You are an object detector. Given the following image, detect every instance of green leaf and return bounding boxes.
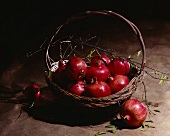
[154,109,161,113]
[94,131,106,136]
[145,124,155,128]
[154,69,157,75]
[144,120,154,123]
[128,55,131,58]
[159,74,167,85]
[159,80,163,85]
[48,71,52,79]
[137,50,142,58]
[105,125,116,128]
[106,129,116,134]
[87,49,96,58]
[127,55,134,59]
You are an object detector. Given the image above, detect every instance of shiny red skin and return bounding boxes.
[107,75,129,93]
[66,57,87,81]
[90,54,111,66]
[52,60,72,89]
[108,58,130,76]
[68,81,85,96]
[120,99,147,127]
[85,65,110,82]
[85,81,111,98]
[23,84,41,101]
[52,60,68,87]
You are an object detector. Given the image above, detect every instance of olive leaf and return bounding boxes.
[154,69,157,74]
[128,55,131,58]
[105,125,116,128]
[127,55,134,60]
[144,120,154,123]
[154,109,161,113]
[48,71,53,79]
[145,124,155,128]
[94,131,106,136]
[87,49,96,58]
[137,50,142,58]
[159,74,168,85]
[106,129,116,134]
[128,50,141,59]
[94,124,117,136]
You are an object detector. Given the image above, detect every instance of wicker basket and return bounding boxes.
[45,10,146,123]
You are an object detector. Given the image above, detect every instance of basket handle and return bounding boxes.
[46,10,146,71]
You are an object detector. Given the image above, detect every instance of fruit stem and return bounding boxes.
[91,77,98,84]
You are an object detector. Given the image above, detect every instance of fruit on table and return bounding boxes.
[120,99,147,127]
[23,83,41,102]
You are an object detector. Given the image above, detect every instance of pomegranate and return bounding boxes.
[23,83,41,102]
[120,99,147,127]
[85,81,111,98]
[107,75,129,93]
[108,58,130,76]
[52,60,69,88]
[85,64,110,82]
[90,53,111,66]
[66,57,87,81]
[68,81,85,96]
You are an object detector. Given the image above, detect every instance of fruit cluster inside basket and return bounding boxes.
[45,10,146,118]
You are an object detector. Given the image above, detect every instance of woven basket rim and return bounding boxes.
[45,10,146,71]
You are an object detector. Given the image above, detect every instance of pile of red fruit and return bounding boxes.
[51,53,131,98]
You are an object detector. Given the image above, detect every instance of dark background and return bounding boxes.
[0,0,169,71]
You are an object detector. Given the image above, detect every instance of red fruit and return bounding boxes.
[68,81,85,96]
[85,81,111,98]
[66,57,88,81]
[51,60,71,89]
[120,99,147,127]
[52,60,69,87]
[90,53,110,66]
[23,84,41,101]
[108,58,130,76]
[107,75,129,93]
[85,64,110,82]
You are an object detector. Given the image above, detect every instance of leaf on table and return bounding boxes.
[106,129,116,134]
[94,131,106,136]
[154,109,161,113]
[144,120,154,123]
[105,125,116,128]
[159,74,167,85]
[145,124,155,128]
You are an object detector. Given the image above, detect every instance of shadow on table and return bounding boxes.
[110,118,141,130]
[0,86,139,129]
[22,87,123,126]
[22,102,121,126]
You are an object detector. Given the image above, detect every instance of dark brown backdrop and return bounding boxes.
[0,0,169,72]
